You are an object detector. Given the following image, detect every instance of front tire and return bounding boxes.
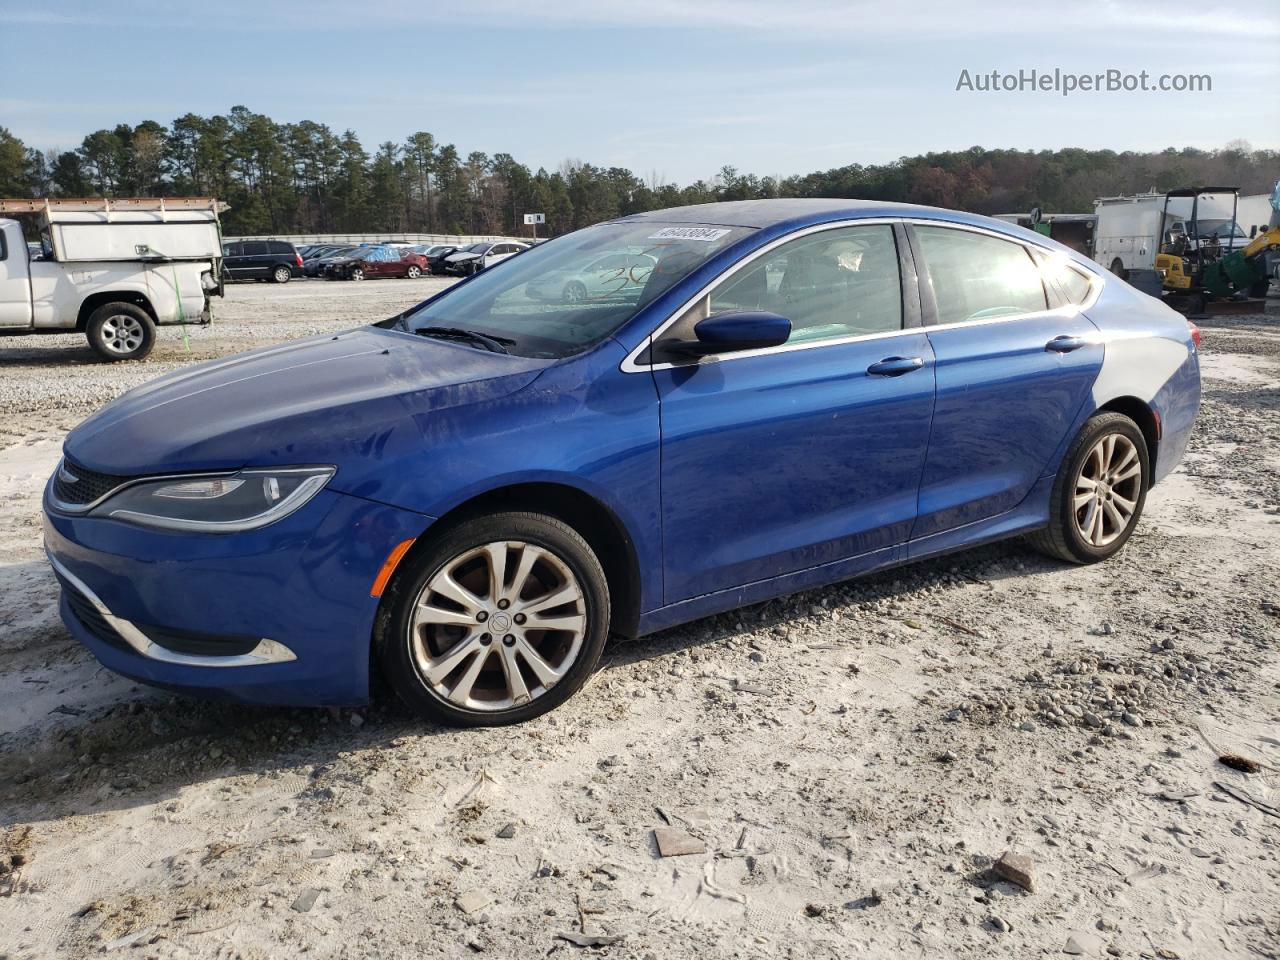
[1029,412,1149,564]
[271,265,292,284]
[349,266,364,281]
[85,302,156,362]
[378,512,611,727]
[406,265,422,279]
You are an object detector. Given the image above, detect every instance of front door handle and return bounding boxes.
[867,356,924,377]
[1045,335,1087,353]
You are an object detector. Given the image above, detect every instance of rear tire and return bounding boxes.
[1028,412,1149,564]
[377,512,611,727]
[85,302,156,362]
[271,265,292,284]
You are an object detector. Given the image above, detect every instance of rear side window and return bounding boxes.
[268,241,294,254]
[242,241,269,255]
[1041,257,1095,305]
[915,226,1047,325]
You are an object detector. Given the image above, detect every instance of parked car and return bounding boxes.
[442,241,529,276]
[425,245,461,275]
[43,200,1201,727]
[221,239,303,283]
[303,245,360,278]
[326,245,431,281]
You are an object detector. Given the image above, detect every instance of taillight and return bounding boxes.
[295,253,304,268]
[1188,320,1201,348]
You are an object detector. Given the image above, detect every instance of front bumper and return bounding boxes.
[44,486,431,706]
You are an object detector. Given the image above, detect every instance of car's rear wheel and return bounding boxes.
[1029,411,1149,564]
[379,512,610,726]
[406,265,422,279]
[271,265,292,284]
[562,280,588,303]
[86,302,156,362]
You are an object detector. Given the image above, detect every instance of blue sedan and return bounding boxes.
[43,200,1201,726]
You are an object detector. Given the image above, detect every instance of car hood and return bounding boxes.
[64,327,551,485]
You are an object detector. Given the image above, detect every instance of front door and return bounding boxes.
[0,230,33,328]
[651,222,936,604]
[907,223,1104,541]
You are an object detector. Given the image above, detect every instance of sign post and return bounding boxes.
[523,212,545,242]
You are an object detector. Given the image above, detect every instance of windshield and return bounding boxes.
[461,243,492,254]
[1191,219,1246,239]
[399,220,753,358]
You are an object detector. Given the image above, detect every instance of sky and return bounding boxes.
[1,0,1277,184]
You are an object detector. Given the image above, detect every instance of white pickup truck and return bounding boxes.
[0,197,225,361]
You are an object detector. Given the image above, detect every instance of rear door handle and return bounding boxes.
[867,356,924,377]
[1045,335,1087,353]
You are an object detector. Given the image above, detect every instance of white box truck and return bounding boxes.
[0,197,225,361]
[1093,189,1247,279]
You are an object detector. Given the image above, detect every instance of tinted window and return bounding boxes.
[268,241,294,254]
[916,226,1046,325]
[705,224,903,345]
[222,242,243,257]
[242,241,269,256]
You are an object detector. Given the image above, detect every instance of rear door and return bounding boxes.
[906,222,1103,543]
[651,222,936,603]
[0,228,33,328]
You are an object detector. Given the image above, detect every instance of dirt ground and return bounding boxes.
[0,278,1277,960]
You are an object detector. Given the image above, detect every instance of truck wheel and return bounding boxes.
[1109,258,1128,281]
[1249,278,1270,298]
[86,303,156,362]
[271,265,292,284]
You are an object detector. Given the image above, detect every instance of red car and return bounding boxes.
[326,246,431,280]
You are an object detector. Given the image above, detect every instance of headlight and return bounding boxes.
[95,466,334,533]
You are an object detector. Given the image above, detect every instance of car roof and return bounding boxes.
[615,198,1098,270]
[616,198,1012,232]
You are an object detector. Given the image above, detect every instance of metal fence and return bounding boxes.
[221,232,536,246]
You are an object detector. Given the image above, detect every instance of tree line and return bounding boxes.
[0,107,1275,238]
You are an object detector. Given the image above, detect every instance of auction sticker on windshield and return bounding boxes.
[647,226,732,242]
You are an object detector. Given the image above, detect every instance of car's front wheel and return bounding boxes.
[349,267,364,281]
[378,512,610,726]
[406,265,422,279]
[1029,411,1149,564]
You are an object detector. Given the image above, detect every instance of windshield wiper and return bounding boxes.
[414,325,514,354]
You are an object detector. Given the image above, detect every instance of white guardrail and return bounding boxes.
[222,233,538,246]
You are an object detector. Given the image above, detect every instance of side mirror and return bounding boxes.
[667,311,791,357]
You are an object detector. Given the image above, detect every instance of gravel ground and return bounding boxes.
[0,280,1277,960]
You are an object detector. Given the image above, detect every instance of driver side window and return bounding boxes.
[657,224,903,361]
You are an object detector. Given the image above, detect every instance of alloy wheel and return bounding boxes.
[408,541,587,711]
[99,314,146,355]
[1073,433,1141,547]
